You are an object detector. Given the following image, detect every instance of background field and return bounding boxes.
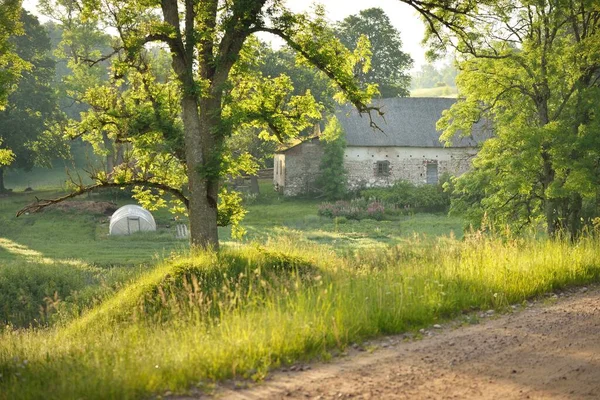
[0,175,464,266]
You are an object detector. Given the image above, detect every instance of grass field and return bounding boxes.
[0,183,464,266]
[410,86,458,98]
[1,171,600,399]
[2,236,600,399]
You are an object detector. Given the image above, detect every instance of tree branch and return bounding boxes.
[17,180,189,217]
[254,26,384,130]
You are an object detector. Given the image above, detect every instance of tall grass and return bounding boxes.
[1,235,600,399]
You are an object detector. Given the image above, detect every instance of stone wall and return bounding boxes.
[274,138,324,196]
[344,146,476,190]
[275,142,477,196]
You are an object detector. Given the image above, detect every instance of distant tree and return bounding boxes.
[0,0,27,110]
[0,10,60,192]
[316,116,347,200]
[43,19,112,120]
[411,64,442,89]
[411,63,457,89]
[440,64,457,87]
[336,7,413,98]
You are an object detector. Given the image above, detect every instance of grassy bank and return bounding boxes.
[1,235,600,399]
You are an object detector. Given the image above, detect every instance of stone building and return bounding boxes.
[273,97,490,196]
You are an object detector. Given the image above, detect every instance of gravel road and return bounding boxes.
[199,286,600,400]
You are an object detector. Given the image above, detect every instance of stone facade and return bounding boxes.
[273,98,490,196]
[274,137,324,196]
[274,141,476,195]
[343,146,477,190]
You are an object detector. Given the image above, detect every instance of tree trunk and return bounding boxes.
[568,193,583,242]
[541,150,559,238]
[115,144,125,166]
[181,94,219,249]
[0,167,5,193]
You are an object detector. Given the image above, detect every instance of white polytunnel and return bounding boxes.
[109,205,157,235]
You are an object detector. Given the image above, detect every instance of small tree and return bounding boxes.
[316,116,347,200]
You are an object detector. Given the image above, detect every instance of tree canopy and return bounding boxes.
[437,0,600,238]
[336,7,413,98]
[316,116,347,200]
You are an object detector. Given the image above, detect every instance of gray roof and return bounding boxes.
[336,97,491,148]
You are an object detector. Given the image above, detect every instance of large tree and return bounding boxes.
[26,0,380,248]
[336,7,413,98]
[0,10,60,192]
[436,0,600,239]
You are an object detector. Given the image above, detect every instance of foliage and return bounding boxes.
[0,139,14,166]
[2,236,600,398]
[335,8,413,98]
[361,178,451,212]
[318,199,386,221]
[0,10,62,190]
[437,0,600,239]
[259,44,338,114]
[315,116,347,200]
[0,0,27,109]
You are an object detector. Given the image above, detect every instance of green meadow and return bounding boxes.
[1,176,599,399]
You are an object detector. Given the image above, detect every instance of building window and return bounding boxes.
[426,162,438,184]
[376,160,390,176]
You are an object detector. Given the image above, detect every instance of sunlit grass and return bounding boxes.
[410,86,458,98]
[0,189,462,265]
[1,235,599,399]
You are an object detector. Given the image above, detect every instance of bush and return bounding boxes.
[361,177,451,212]
[0,262,94,327]
[315,116,347,200]
[318,199,387,221]
[334,216,348,224]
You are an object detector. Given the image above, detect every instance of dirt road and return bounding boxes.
[207,286,600,400]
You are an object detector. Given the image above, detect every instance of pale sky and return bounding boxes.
[23,0,429,70]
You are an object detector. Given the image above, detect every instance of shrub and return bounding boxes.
[361,177,451,212]
[366,201,385,220]
[334,216,348,224]
[315,116,347,200]
[0,262,94,327]
[318,199,388,220]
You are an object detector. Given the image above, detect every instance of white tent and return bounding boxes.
[109,205,156,235]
